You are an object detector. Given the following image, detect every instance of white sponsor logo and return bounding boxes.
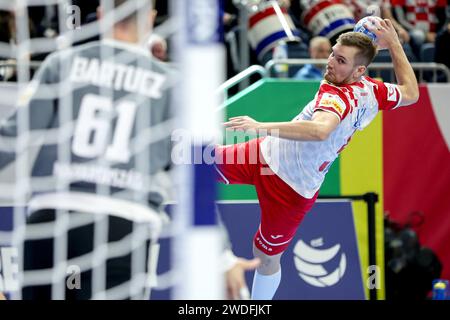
[270,235,283,240]
[386,84,397,102]
[293,238,347,287]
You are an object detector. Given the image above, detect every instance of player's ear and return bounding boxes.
[354,65,366,78]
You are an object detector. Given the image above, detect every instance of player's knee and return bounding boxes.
[253,245,282,275]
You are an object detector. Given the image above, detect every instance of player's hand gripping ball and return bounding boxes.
[353,16,383,44]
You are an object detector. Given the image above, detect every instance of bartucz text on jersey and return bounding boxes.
[69,56,166,98]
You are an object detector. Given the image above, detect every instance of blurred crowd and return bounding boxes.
[0,1,169,80]
[0,0,449,82]
[221,0,450,81]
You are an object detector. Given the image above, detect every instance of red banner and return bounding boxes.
[383,85,450,281]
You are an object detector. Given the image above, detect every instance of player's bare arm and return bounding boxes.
[366,18,419,106]
[223,110,339,141]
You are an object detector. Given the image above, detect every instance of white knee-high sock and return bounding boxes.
[251,269,281,300]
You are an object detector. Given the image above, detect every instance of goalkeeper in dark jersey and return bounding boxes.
[0,0,173,299]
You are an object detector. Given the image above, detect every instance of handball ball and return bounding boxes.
[353,16,383,43]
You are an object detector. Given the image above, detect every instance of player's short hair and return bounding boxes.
[336,32,377,67]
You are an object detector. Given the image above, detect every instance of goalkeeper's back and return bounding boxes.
[0,0,171,300]
[1,39,174,210]
[9,39,174,300]
[39,39,170,203]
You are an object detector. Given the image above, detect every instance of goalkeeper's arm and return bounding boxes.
[0,54,58,170]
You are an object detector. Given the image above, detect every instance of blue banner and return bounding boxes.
[186,0,224,44]
[218,201,366,300]
[151,200,365,300]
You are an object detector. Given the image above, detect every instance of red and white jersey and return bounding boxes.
[391,0,446,33]
[260,76,402,198]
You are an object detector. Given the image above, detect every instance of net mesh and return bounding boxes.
[0,0,177,300]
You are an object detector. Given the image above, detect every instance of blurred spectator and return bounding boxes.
[0,10,15,45]
[224,0,278,91]
[72,0,100,25]
[294,36,331,80]
[223,0,240,80]
[384,214,443,300]
[0,10,37,81]
[253,0,305,64]
[284,0,313,44]
[223,0,238,32]
[153,0,169,27]
[28,5,55,38]
[299,0,355,45]
[342,1,410,44]
[0,9,37,43]
[0,10,15,81]
[434,21,450,70]
[391,0,446,58]
[380,1,411,44]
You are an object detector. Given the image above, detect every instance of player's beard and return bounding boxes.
[324,69,335,83]
[324,68,342,85]
[324,67,353,85]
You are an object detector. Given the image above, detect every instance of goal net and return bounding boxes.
[0,0,181,300]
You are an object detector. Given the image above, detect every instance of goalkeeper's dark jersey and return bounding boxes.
[0,40,174,300]
[0,39,174,209]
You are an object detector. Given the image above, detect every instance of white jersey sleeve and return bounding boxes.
[365,77,403,111]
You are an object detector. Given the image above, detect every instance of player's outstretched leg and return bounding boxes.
[250,245,282,300]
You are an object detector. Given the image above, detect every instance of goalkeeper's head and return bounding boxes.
[99,0,156,44]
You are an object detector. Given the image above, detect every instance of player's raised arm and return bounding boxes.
[365,18,419,106]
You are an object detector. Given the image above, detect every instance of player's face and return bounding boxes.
[324,44,363,85]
